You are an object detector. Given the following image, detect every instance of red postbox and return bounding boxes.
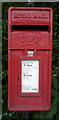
[8,7,53,111]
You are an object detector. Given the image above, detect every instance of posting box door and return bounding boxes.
[8,50,51,109]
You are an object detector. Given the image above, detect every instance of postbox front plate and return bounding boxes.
[8,7,53,111]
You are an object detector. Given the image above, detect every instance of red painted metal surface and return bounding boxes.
[8,7,53,111]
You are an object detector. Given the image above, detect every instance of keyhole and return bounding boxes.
[17,77,19,80]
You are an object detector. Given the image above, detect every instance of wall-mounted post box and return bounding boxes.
[8,7,53,111]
